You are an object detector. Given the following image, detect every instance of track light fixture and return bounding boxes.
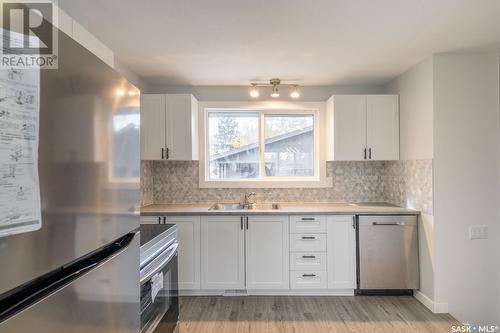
[249,84,259,98]
[249,79,301,99]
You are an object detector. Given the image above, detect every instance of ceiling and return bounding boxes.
[59,0,500,86]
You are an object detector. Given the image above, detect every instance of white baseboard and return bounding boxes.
[414,291,449,313]
[180,289,355,297]
[249,289,354,296]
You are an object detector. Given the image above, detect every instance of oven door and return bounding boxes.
[140,242,179,333]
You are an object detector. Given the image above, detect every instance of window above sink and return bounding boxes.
[199,101,331,189]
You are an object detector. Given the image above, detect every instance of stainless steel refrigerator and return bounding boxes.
[0,29,141,332]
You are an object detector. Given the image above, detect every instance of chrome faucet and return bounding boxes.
[242,192,256,208]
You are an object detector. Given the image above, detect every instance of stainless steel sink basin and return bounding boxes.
[209,203,280,211]
[209,203,245,211]
[247,203,280,210]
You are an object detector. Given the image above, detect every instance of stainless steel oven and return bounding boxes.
[140,224,179,333]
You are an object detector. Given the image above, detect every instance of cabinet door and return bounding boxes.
[327,216,356,289]
[246,216,289,290]
[165,94,198,160]
[366,95,399,160]
[166,216,201,290]
[201,216,245,289]
[140,94,166,160]
[333,95,367,161]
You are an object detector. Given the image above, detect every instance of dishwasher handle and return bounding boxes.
[372,222,404,226]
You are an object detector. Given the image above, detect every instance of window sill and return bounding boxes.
[199,177,333,189]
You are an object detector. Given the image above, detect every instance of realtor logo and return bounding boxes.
[0,0,58,69]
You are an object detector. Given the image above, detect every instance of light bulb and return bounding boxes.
[270,85,280,98]
[116,89,125,96]
[249,85,259,98]
[290,86,300,98]
[128,91,137,96]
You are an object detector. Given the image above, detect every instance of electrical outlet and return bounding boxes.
[469,225,488,240]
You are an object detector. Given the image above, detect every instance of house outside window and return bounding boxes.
[200,102,329,188]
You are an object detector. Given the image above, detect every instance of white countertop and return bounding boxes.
[140,202,419,216]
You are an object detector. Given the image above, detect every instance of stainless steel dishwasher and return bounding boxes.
[356,215,419,295]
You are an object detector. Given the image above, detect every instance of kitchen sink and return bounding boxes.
[209,203,280,211]
[209,203,245,210]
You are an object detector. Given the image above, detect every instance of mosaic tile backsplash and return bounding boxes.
[141,159,433,214]
[384,159,433,214]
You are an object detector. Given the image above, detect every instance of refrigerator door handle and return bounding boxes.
[0,232,137,323]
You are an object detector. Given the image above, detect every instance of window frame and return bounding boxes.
[199,101,331,188]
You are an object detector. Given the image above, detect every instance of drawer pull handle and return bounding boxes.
[302,274,316,277]
[302,255,316,259]
[301,236,316,240]
[301,218,316,221]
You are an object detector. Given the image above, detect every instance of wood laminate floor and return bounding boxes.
[179,296,459,333]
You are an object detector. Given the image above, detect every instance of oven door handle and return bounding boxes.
[140,243,178,284]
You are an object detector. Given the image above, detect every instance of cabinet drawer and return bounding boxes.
[290,215,326,233]
[290,270,327,289]
[289,234,326,252]
[290,252,327,271]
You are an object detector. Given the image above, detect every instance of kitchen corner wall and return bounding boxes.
[140,159,433,214]
[384,159,433,214]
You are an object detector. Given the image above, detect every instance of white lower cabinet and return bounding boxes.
[289,233,327,252]
[290,270,328,289]
[289,215,328,290]
[140,215,201,290]
[165,216,201,290]
[145,213,358,294]
[246,216,289,289]
[327,215,357,289]
[290,252,327,271]
[201,216,245,290]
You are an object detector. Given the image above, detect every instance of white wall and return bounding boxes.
[146,84,384,101]
[114,59,149,92]
[384,58,436,308]
[433,53,500,324]
[385,58,434,160]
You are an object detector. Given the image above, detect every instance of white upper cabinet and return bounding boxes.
[327,95,367,161]
[165,94,199,160]
[140,94,198,161]
[326,95,399,161]
[246,216,289,290]
[366,95,399,161]
[140,94,166,160]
